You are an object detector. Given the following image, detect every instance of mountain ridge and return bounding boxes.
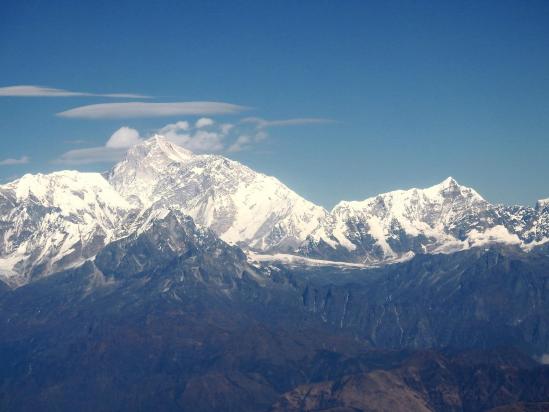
[0,135,547,286]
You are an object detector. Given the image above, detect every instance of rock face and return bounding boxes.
[296,247,549,356]
[271,349,549,412]
[0,135,548,286]
[93,207,256,290]
[0,210,342,412]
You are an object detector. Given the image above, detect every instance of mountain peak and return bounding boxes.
[111,134,194,179]
[107,136,195,208]
[424,176,485,202]
[439,176,459,188]
[425,176,461,193]
[130,134,194,163]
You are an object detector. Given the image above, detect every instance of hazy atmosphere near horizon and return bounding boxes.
[1,0,548,208]
[2,2,549,412]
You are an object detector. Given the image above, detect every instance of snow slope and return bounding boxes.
[302,177,549,263]
[0,171,133,286]
[108,135,328,251]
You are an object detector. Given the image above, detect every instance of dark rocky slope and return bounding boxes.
[292,245,549,356]
[1,213,549,411]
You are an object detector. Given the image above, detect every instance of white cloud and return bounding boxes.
[0,85,148,98]
[186,130,224,152]
[157,121,191,146]
[241,117,334,128]
[105,126,142,148]
[158,121,190,139]
[57,127,141,164]
[157,116,330,154]
[57,121,231,164]
[166,121,190,131]
[0,156,29,166]
[220,123,234,134]
[157,120,225,153]
[226,117,332,152]
[227,135,252,153]
[57,102,248,119]
[55,112,333,164]
[227,130,267,152]
[195,117,214,128]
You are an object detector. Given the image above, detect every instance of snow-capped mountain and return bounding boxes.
[108,135,328,251]
[304,177,487,260]
[301,178,549,263]
[0,171,134,286]
[0,135,547,286]
[0,136,328,286]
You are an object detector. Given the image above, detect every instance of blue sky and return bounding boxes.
[1,0,548,208]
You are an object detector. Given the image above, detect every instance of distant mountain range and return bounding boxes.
[1,135,547,287]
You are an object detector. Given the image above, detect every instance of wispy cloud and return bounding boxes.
[57,102,248,119]
[157,119,228,153]
[227,135,252,153]
[56,113,335,164]
[0,85,148,98]
[63,139,89,145]
[226,117,334,152]
[56,120,229,164]
[0,156,30,166]
[195,117,214,128]
[228,131,267,153]
[56,147,126,165]
[241,117,334,129]
[56,127,141,165]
